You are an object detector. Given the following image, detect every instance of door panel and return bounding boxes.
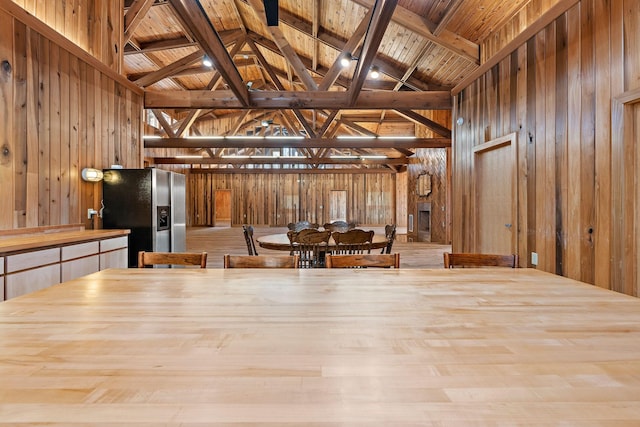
[474,134,517,254]
[329,190,347,222]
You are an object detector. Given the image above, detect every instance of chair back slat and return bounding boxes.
[138,251,207,268]
[287,229,331,268]
[443,252,519,268]
[326,253,400,268]
[224,254,299,268]
[323,220,355,232]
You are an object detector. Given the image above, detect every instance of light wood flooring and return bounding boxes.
[187,225,451,268]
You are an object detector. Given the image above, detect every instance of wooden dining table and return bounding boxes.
[257,232,389,251]
[1,267,640,424]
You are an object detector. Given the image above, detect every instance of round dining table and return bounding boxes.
[256,232,389,251]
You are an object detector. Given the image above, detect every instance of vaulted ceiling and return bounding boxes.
[123,0,531,171]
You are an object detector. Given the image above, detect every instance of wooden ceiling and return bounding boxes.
[124,0,531,170]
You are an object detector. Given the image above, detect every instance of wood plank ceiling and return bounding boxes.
[124,0,530,171]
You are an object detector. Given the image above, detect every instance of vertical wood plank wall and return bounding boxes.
[452,0,640,296]
[186,171,398,230]
[9,0,122,73]
[0,6,142,230]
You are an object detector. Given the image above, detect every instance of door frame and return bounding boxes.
[472,132,518,255]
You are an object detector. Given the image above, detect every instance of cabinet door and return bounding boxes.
[62,256,100,281]
[100,248,128,269]
[6,264,60,299]
[100,237,128,269]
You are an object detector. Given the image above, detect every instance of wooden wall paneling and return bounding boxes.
[554,14,569,276]
[516,44,530,267]
[38,37,50,226]
[579,0,596,284]
[60,48,71,224]
[69,54,80,225]
[396,169,407,229]
[0,10,14,229]
[107,75,116,167]
[542,22,557,273]
[624,0,640,91]
[13,19,27,228]
[49,42,61,225]
[593,0,612,289]
[525,39,537,268]
[609,0,625,293]
[565,4,582,280]
[25,26,38,227]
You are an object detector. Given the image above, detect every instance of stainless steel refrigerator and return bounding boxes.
[102,168,186,267]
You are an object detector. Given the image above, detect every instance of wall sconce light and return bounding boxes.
[340,52,354,67]
[81,168,103,182]
[369,66,380,79]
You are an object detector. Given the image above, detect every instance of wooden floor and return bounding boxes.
[187,225,451,269]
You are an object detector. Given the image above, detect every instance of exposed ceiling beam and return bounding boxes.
[394,109,451,138]
[134,49,204,87]
[152,157,409,165]
[124,0,156,44]
[188,167,399,174]
[318,8,372,91]
[351,0,478,64]
[124,29,241,55]
[168,0,250,105]
[144,136,450,149]
[247,0,318,90]
[145,89,452,109]
[348,0,397,106]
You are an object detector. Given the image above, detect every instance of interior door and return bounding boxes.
[329,190,347,222]
[214,190,231,226]
[474,133,517,254]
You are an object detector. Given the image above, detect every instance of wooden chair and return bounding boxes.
[242,224,258,255]
[287,221,319,232]
[331,229,374,254]
[325,253,400,268]
[323,220,353,232]
[138,251,208,268]
[223,254,299,268]
[287,229,331,268]
[381,224,397,254]
[443,252,519,268]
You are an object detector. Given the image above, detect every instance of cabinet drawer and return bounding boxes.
[100,236,128,252]
[7,248,60,273]
[0,256,4,275]
[62,242,100,261]
[6,264,60,299]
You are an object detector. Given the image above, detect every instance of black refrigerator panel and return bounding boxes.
[102,168,185,267]
[102,169,153,267]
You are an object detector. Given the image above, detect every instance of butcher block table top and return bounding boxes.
[0,229,130,255]
[1,267,640,425]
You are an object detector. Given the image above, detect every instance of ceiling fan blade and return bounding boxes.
[263,0,279,26]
